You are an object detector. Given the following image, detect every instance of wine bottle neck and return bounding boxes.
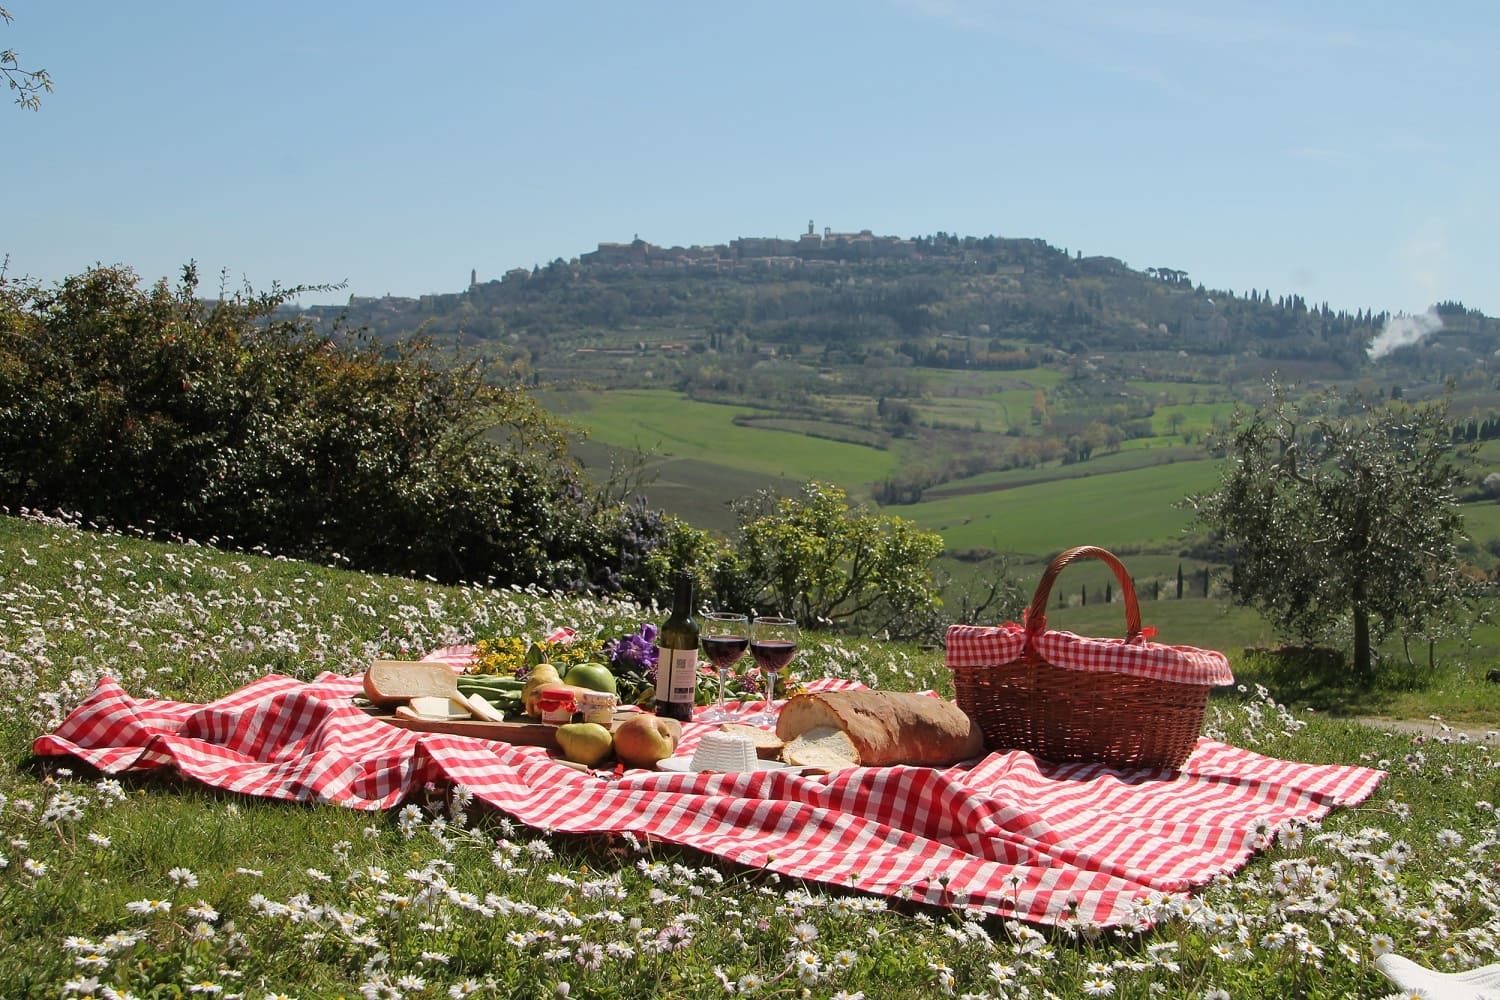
[671,573,694,617]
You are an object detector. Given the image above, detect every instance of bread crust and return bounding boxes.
[775,690,984,767]
[718,722,786,760]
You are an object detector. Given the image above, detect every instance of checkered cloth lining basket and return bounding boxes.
[947,545,1234,771]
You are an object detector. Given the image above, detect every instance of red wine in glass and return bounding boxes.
[702,635,750,670]
[700,612,749,722]
[748,639,797,671]
[748,616,799,726]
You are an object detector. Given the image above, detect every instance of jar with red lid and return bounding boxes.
[536,686,578,725]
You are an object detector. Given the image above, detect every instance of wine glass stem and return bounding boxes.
[763,668,775,715]
[716,669,728,710]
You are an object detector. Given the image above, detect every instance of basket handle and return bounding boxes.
[1024,545,1142,642]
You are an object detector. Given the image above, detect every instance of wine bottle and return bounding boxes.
[654,572,699,722]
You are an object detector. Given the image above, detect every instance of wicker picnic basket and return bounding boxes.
[947,545,1234,771]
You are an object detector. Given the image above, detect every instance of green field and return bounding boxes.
[917,367,1068,394]
[1462,498,1500,543]
[910,395,1011,431]
[903,459,1221,556]
[924,445,1202,498]
[1149,400,1238,435]
[543,384,1500,581]
[553,389,900,491]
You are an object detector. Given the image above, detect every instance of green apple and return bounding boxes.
[564,662,618,695]
[555,722,613,767]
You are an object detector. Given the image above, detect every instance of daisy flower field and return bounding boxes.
[1,510,1497,998]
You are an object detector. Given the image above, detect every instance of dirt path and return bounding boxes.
[1348,716,1500,744]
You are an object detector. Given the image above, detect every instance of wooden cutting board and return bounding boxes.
[362,707,638,749]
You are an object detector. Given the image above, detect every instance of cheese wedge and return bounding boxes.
[408,695,474,720]
[363,660,460,705]
[395,696,475,723]
[464,694,509,723]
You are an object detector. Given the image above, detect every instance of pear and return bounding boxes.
[555,722,614,767]
[521,663,563,717]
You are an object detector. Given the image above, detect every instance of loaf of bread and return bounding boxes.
[363,660,460,705]
[775,690,985,767]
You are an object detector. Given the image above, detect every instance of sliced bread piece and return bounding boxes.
[363,660,460,705]
[783,725,859,770]
[719,722,786,760]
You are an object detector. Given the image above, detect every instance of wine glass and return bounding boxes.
[747,616,798,727]
[699,612,749,722]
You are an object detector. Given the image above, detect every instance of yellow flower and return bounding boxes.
[471,634,604,677]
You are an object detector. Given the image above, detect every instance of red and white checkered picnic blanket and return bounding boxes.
[947,622,1235,686]
[33,649,1379,928]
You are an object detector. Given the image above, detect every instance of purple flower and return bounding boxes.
[605,624,659,680]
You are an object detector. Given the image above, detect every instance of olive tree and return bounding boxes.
[1187,382,1470,676]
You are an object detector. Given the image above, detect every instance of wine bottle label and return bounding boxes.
[659,648,698,704]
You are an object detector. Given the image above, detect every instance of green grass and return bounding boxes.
[912,396,1012,432]
[923,447,1203,499]
[737,415,889,448]
[555,389,900,493]
[1462,498,1500,543]
[570,438,804,534]
[917,367,1068,394]
[904,459,1221,557]
[5,513,1500,998]
[1148,401,1238,436]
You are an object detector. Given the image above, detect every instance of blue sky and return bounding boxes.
[4,1,1496,314]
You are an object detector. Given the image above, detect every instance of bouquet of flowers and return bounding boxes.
[470,627,601,679]
[602,623,660,706]
[470,622,765,707]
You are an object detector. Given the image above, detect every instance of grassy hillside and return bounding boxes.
[551,388,901,492]
[3,512,1500,997]
[902,460,1221,556]
[547,374,1500,593]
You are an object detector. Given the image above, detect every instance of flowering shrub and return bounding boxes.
[0,265,713,603]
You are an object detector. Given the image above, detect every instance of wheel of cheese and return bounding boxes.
[775,690,984,767]
[362,660,460,705]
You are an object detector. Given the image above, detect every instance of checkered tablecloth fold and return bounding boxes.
[33,667,1380,928]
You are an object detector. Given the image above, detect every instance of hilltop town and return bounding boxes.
[573,222,922,273]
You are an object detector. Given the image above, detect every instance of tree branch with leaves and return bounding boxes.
[1,5,51,111]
